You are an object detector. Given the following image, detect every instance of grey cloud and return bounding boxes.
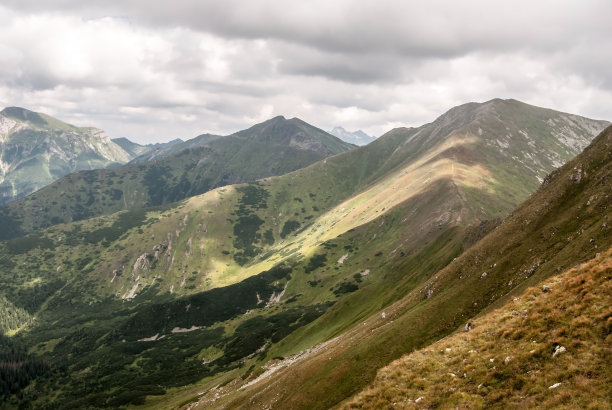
[278,55,402,84]
[553,41,612,91]
[1,1,611,143]
[270,40,416,85]
[5,0,612,57]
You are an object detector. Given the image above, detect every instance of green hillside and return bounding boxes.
[0,116,354,240]
[344,247,611,409]
[0,107,137,204]
[213,124,611,409]
[0,100,608,408]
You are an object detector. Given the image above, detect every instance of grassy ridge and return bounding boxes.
[212,125,612,409]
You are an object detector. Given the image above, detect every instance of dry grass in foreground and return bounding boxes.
[343,247,612,409]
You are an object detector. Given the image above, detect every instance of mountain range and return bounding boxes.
[329,126,375,146]
[0,98,609,409]
[125,134,220,164]
[0,115,353,240]
[111,137,176,160]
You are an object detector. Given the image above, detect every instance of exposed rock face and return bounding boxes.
[0,107,135,203]
[132,253,151,275]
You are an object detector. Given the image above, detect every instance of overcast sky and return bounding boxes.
[1,0,611,144]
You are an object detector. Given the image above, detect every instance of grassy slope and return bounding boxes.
[208,125,611,409]
[343,247,611,409]
[131,181,474,410]
[171,99,608,298]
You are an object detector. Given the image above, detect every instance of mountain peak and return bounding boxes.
[1,106,47,126]
[329,126,374,146]
[267,115,287,123]
[1,106,34,116]
[1,106,83,133]
[230,115,354,154]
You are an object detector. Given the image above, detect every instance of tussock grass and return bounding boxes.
[343,248,612,409]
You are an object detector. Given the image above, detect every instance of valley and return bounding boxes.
[0,99,610,409]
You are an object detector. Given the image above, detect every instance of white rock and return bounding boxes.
[552,345,567,357]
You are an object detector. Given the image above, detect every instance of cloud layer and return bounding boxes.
[1,0,611,143]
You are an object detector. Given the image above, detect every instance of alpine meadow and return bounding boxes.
[1,98,610,408]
